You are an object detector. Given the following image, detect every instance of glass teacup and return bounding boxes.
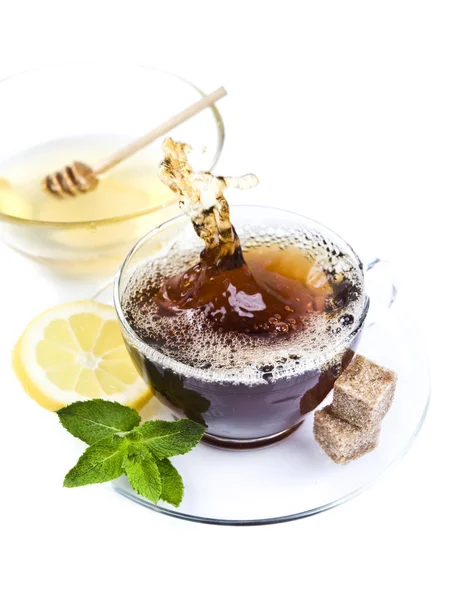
[115,206,373,448]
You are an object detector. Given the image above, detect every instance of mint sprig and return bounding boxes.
[58,400,205,507]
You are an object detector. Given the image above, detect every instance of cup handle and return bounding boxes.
[364,258,397,328]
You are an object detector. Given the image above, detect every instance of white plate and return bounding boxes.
[94,284,430,525]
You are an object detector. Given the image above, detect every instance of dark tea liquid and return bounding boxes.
[121,138,365,447]
[122,238,364,447]
[133,244,338,336]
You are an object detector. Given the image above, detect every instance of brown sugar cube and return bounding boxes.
[314,406,380,465]
[331,355,397,430]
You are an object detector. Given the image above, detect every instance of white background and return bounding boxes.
[0,1,467,598]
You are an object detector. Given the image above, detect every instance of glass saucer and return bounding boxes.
[93,284,430,526]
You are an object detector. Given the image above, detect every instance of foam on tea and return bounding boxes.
[122,139,365,384]
[123,231,364,384]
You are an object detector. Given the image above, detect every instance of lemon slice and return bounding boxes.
[13,301,152,411]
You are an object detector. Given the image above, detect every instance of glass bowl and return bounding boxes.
[0,62,224,275]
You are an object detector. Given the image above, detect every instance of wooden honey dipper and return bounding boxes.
[42,86,226,198]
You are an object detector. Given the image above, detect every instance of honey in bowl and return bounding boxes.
[0,135,173,222]
[0,135,180,273]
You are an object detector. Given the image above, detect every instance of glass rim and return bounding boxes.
[114,204,370,383]
[0,60,225,228]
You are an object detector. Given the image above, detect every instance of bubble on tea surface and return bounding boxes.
[122,228,365,385]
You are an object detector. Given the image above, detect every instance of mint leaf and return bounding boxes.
[57,399,141,445]
[156,458,184,507]
[128,419,205,459]
[123,451,162,504]
[58,402,203,506]
[64,436,127,487]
